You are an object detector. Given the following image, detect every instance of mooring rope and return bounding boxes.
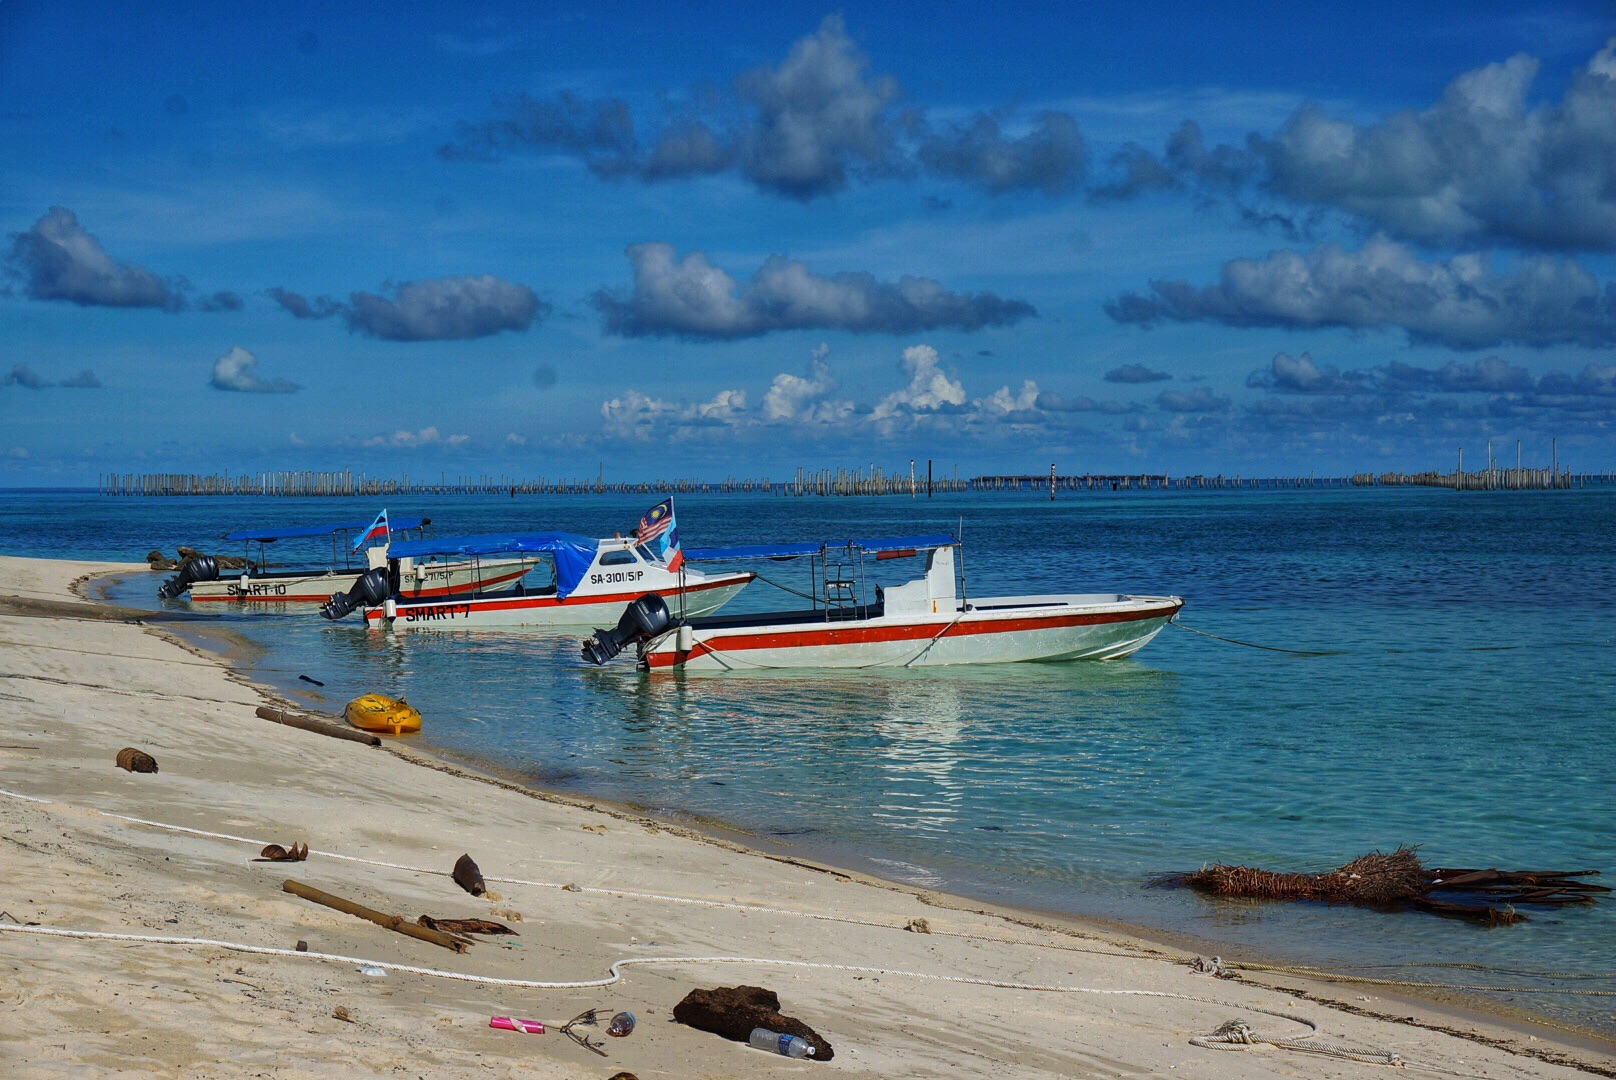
[1167,617,1344,655]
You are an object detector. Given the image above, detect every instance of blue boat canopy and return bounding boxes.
[223,517,426,543]
[385,531,600,599]
[685,534,955,562]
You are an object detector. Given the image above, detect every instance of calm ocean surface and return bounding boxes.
[4,487,1613,1031]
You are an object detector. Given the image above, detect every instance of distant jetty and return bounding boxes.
[99,460,1610,497]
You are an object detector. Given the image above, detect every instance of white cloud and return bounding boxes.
[872,345,968,418]
[210,347,300,393]
[363,426,469,448]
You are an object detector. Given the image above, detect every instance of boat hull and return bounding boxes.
[643,595,1183,670]
[363,572,756,630]
[185,557,536,605]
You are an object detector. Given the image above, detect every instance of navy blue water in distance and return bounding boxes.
[5,488,1614,1031]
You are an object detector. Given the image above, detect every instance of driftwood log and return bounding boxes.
[255,706,380,747]
[1170,846,1606,925]
[282,879,471,951]
[672,985,833,1060]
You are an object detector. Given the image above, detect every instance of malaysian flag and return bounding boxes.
[352,509,390,552]
[636,498,683,572]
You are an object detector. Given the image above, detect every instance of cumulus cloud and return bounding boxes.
[3,363,50,389]
[1104,363,1171,384]
[271,278,544,340]
[1246,352,1371,394]
[732,15,901,199]
[917,112,1085,195]
[1094,40,1616,252]
[762,358,844,420]
[364,426,469,448]
[1157,387,1230,412]
[268,287,341,319]
[210,346,300,393]
[441,17,897,199]
[438,90,639,173]
[1264,39,1616,250]
[198,291,243,312]
[600,388,749,439]
[7,207,184,310]
[596,343,1132,443]
[1106,235,1616,349]
[1033,391,1140,414]
[872,345,968,418]
[1375,356,1533,394]
[593,243,1034,339]
[58,369,101,388]
[441,17,1084,201]
[345,275,546,341]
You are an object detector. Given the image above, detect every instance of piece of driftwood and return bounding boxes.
[1167,847,1605,925]
[416,916,516,936]
[257,842,308,862]
[282,879,469,952]
[255,706,380,747]
[452,854,486,897]
[116,747,158,773]
[673,985,833,1061]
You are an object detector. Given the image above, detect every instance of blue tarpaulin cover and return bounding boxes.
[685,534,955,562]
[223,517,426,543]
[385,531,600,599]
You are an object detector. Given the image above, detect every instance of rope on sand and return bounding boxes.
[1,921,1404,1066]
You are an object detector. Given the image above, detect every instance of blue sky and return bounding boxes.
[3,0,1615,484]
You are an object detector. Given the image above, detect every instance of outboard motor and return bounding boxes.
[320,567,392,621]
[157,555,219,600]
[582,593,673,665]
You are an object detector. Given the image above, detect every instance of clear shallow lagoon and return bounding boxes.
[5,487,1614,1031]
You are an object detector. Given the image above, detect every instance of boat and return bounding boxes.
[159,516,538,606]
[344,693,422,735]
[580,534,1183,670]
[318,531,756,630]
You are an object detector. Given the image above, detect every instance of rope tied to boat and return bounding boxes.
[1167,615,1344,656]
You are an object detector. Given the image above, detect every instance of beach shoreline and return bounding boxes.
[1,554,1609,1077]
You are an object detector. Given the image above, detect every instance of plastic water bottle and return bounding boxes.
[607,1011,635,1037]
[749,1027,814,1058]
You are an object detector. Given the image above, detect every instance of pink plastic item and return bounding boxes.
[489,1016,545,1034]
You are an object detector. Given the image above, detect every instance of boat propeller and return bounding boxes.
[157,555,219,600]
[320,567,392,621]
[582,593,673,665]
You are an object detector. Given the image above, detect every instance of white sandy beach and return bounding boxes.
[0,554,1610,1078]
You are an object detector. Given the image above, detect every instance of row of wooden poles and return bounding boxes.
[99,465,1612,497]
[98,471,774,497]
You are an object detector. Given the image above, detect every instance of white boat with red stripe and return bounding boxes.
[581,535,1182,671]
[319,530,754,630]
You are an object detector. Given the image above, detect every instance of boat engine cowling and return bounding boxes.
[320,567,392,621]
[582,593,672,665]
[157,555,219,600]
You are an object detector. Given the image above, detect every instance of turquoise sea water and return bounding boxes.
[4,488,1614,1032]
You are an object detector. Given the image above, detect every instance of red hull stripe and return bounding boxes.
[363,573,754,622]
[645,601,1182,668]
[189,567,530,604]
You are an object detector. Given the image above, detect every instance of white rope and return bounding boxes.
[0,921,1332,1032]
[0,789,1422,1066]
[0,787,1143,957]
